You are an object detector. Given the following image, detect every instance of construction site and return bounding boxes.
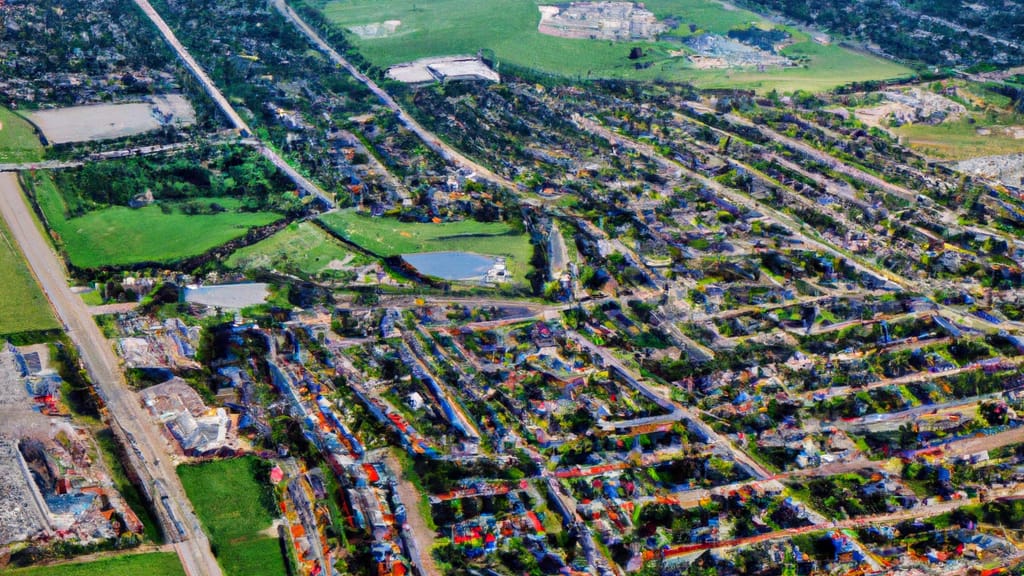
[140,378,239,458]
[0,343,143,562]
[683,33,793,70]
[537,2,668,41]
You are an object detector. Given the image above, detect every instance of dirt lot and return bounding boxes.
[29,95,195,144]
[855,88,965,129]
[385,451,440,576]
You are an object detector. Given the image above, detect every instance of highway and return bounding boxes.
[132,0,248,132]
[0,173,223,576]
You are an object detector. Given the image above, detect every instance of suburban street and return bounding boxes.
[270,0,521,193]
[0,0,1022,573]
[0,173,223,576]
[131,0,334,209]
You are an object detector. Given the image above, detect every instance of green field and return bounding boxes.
[8,552,185,576]
[897,119,1024,160]
[0,215,58,337]
[226,221,372,277]
[894,83,1024,160]
[317,0,910,92]
[25,172,282,269]
[318,210,532,281]
[0,107,43,164]
[177,457,287,576]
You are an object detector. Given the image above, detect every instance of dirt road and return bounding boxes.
[385,451,440,576]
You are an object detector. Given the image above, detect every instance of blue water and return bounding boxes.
[402,251,496,280]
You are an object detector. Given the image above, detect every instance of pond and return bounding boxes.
[402,251,497,281]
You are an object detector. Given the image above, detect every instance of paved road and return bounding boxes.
[656,496,973,562]
[132,0,248,132]
[271,0,519,193]
[132,0,334,208]
[384,451,441,576]
[548,221,569,278]
[0,173,223,576]
[572,114,909,294]
[88,302,141,316]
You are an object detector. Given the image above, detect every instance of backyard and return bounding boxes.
[177,456,288,576]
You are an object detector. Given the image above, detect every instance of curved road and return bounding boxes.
[0,173,223,576]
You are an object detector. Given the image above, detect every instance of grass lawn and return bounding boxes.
[318,210,533,281]
[660,40,912,93]
[226,221,372,277]
[0,215,58,337]
[7,552,185,576]
[897,118,1024,160]
[318,0,910,92]
[80,290,104,306]
[25,172,282,269]
[0,107,43,163]
[177,456,287,576]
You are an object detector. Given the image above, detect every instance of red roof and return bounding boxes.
[270,466,285,484]
[363,464,380,483]
[527,511,544,533]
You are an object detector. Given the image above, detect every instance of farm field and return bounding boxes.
[318,210,532,281]
[24,172,281,269]
[226,221,372,278]
[0,214,58,338]
[177,457,287,576]
[0,107,43,164]
[7,552,185,576]
[315,0,910,92]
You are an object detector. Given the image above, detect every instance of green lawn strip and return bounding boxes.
[95,429,163,543]
[0,107,44,164]
[7,552,185,576]
[0,212,59,336]
[318,0,910,92]
[318,210,532,282]
[226,221,371,277]
[177,457,287,576]
[26,172,281,268]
